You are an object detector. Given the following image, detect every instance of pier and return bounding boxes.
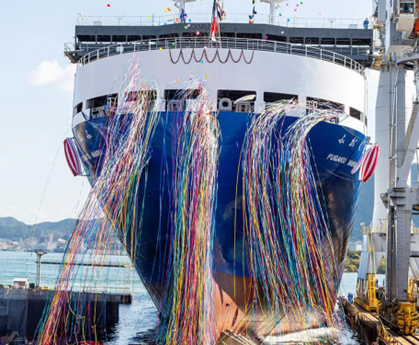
[0,251,132,341]
[342,297,419,345]
[341,0,419,340]
[42,261,132,268]
[0,286,132,339]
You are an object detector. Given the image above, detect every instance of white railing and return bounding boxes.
[72,37,365,75]
[77,14,372,29]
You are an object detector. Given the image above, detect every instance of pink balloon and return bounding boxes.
[196,31,200,35]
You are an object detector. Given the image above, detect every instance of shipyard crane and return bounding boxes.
[356,0,419,335]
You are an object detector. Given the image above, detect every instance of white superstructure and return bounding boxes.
[71,39,367,137]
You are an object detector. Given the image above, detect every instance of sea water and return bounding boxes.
[0,251,377,344]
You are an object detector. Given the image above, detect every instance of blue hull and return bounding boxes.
[73,111,365,334]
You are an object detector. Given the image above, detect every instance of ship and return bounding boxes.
[63,0,374,343]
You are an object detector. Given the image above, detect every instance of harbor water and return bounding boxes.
[0,251,381,344]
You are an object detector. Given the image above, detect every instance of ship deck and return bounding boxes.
[65,16,374,67]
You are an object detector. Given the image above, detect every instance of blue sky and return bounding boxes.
[0,0,375,224]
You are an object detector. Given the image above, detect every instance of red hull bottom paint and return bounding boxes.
[144,271,324,343]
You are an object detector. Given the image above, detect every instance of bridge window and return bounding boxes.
[97,35,111,42]
[321,38,335,45]
[160,33,179,39]
[77,35,96,42]
[182,32,200,37]
[217,90,256,113]
[264,92,298,103]
[350,107,362,121]
[290,37,304,44]
[221,32,236,38]
[336,38,351,45]
[352,38,372,46]
[305,37,320,45]
[143,35,157,40]
[113,35,126,42]
[266,34,287,42]
[237,33,263,39]
[128,35,141,42]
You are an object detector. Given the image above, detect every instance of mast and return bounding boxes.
[210,0,221,41]
[211,0,217,26]
[172,0,196,18]
[260,0,285,25]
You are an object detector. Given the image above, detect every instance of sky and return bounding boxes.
[0,0,376,224]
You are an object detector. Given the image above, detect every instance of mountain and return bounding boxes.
[0,218,77,241]
[0,217,31,241]
[0,217,28,228]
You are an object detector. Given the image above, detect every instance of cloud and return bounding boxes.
[27,60,76,92]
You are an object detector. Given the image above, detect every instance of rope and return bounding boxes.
[169,48,254,65]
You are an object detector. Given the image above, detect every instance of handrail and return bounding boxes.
[77,14,372,29]
[73,37,365,76]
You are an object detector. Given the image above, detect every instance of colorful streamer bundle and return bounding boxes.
[240,101,348,338]
[36,66,357,344]
[157,85,220,345]
[36,58,161,344]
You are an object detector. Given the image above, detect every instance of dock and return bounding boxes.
[341,297,419,345]
[0,286,132,340]
[42,261,132,268]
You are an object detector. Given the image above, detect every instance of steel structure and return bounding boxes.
[356,0,419,334]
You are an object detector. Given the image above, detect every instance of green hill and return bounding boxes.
[0,218,77,241]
